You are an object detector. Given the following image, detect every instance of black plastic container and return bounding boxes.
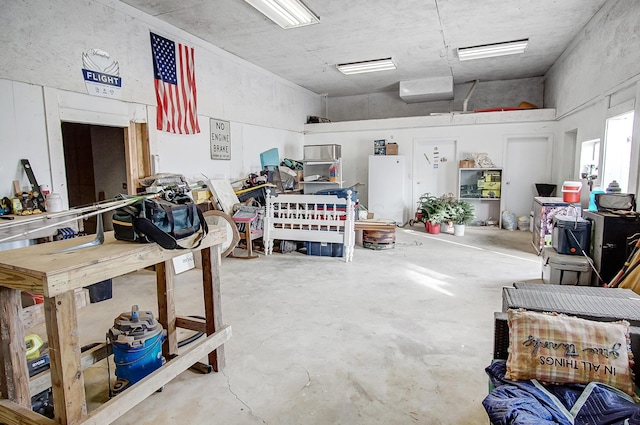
[552,216,591,255]
[535,183,557,197]
[86,279,113,303]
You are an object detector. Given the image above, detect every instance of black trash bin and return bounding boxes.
[535,183,557,197]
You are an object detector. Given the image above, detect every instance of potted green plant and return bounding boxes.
[450,199,475,236]
[440,193,458,233]
[418,193,447,234]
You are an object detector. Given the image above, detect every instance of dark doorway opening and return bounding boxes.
[61,123,127,233]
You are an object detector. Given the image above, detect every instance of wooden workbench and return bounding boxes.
[0,227,231,425]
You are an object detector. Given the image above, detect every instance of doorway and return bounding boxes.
[61,123,127,233]
[503,136,551,218]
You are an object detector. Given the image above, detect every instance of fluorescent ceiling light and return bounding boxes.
[336,58,397,75]
[457,39,529,61]
[244,0,319,29]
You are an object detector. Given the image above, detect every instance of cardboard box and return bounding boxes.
[459,159,475,168]
[477,180,501,190]
[296,170,304,190]
[386,143,398,155]
[481,189,500,198]
[483,171,501,182]
[192,189,212,204]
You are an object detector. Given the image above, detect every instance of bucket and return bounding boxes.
[109,305,164,392]
[562,181,582,203]
[45,193,63,212]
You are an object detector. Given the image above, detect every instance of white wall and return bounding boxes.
[154,119,304,183]
[303,110,556,217]
[0,0,321,203]
[546,0,640,200]
[545,0,640,119]
[0,80,52,196]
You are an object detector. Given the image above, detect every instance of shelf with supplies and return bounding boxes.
[458,168,502,200]
[458,168,503,224]
[302,159,343,194]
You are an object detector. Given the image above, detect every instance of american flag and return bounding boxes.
[150,32,200,134]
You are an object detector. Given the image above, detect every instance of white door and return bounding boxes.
[503,136,551,218]
[413,139,457,211]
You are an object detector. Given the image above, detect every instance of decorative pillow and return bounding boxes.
[505,309,636,396]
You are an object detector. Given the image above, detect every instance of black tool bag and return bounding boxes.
[112,195,208,250]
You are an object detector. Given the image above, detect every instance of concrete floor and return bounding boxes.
[45,226,543,424]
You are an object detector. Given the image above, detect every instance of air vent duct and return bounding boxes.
[399,76,453,103]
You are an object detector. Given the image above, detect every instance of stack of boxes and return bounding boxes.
[373,139,398,155]
[477,170,501,198]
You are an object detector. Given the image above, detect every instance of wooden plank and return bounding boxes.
[124,125,138,195]
[201,245,225,371]
[156,260,178,359]
[354,221,397,231]
[0,287,30,408]
[44,291,87,424]
[0,228,226,297]
[0,399,56,425]
[135,123,150,181]
[175,316,207,333]
[29,343,112,396]
[82,326,231,425]
[22,289,88,329]
[0,269,45,295]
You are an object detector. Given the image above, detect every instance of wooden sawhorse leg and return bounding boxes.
[156,260,178,360]
[44,290,87,424]
[201,245,225,371]
[0,287,30,408]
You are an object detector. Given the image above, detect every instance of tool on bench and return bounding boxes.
[20,159,46,211]
[0,197,13,218]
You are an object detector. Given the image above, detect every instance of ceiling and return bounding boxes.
[121,0,608,98]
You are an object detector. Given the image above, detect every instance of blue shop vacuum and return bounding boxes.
[108,305,165,394]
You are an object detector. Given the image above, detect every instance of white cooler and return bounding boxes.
[542,247,592,285]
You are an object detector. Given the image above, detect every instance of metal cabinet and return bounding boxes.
[583,211,640,285]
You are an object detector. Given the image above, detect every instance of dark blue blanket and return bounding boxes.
[483,361,640,425]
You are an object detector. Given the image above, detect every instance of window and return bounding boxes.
[580,138,600,187]
[602,111,634,192]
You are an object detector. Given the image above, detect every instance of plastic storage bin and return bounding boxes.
[315,188,357,201]
[542,247,592,285]
[552,215,591,255]
[304,241,343,257]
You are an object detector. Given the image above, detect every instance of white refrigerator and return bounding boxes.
[368,155,408,225]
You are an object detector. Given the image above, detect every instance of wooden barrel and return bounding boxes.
[362,228,395,250]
